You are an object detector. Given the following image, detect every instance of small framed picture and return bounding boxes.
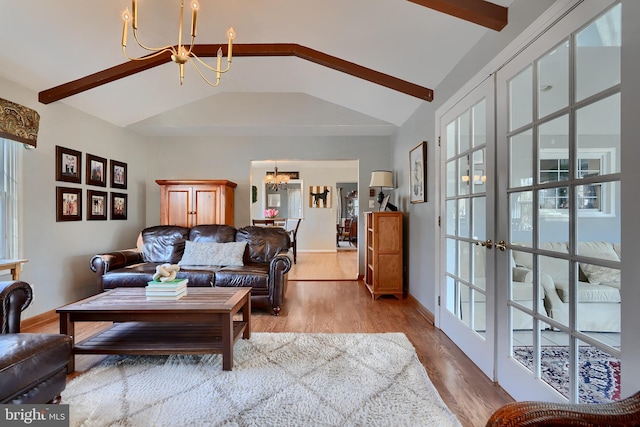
[56,146,82,183]
[110,160,127,189]
[409,141,427,204]
[267,193,281,207]
[86,153,107,187]
[111,192,128,220]
[87,190,107,220]
[380,194,390,212]
[56,186,82,221]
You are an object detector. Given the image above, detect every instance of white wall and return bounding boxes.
[0,77,148,317]
[391,0,557,315]
[144,136,392,270]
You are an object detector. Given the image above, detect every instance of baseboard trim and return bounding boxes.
[21,309,58,331]
[407,294,435,325]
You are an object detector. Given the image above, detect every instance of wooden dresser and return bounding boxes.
[364,211,403,299]
[156,180,236,227]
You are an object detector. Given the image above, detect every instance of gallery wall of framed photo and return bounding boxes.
[55,145,128,222]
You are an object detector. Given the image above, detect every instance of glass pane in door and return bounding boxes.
[446,161,457,197]
[576,4,621,102]
[472,197,486,240]
[459,110,471,153]
[472,149,487,193]
[538,40,569,119]
[458,157,470,196]
[576,93,620,176]
[509,66,532,131]
[510,130,533,188]
[472,100,486,147]
[510,191,533,245]
[446,120,457,159]
[446,200,457,235]
[458,199,470,238]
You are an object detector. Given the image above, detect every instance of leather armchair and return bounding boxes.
[0,281,72,404]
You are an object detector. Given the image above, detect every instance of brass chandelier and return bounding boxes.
[264,164,290,191]
[121,0,235,87]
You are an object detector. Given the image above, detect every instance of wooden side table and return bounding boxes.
[0,259,28,280]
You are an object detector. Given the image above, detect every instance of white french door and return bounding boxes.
[439,0,622,402]
[495,0,621,403]
[439,78,496,378]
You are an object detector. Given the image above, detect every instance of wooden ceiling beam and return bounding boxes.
[407,0,508,31]
[38,43,433,104]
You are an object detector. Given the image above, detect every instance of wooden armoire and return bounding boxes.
[156,180,236,227]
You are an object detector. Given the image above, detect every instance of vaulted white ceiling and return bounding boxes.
[0,0,513,137]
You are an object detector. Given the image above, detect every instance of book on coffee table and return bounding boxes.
[146,288,188,300]
[147,278,188,288]
[146,278,188,300]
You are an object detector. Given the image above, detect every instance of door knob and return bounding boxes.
[475,239,493,249]
[495,240,507,251]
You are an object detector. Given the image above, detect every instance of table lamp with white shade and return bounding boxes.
[369,170,396,211]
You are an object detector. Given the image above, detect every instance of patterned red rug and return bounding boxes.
[513,346,620,403]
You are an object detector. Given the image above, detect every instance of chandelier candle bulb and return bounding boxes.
[121,9,130,47]
[227,27,235,61]
[191,0,198,37]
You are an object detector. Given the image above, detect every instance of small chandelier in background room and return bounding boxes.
[264,163,290,191]
[121,0,235,87]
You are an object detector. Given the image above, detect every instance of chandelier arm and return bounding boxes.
[132,29,177,55]
[122,46,175,62]
[188,60,221,87]
[185,37,197,56]
[191,52,232,74]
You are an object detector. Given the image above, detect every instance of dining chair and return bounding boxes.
[338,218,356,245]
[347,219,357,246]
[286,218,302,264]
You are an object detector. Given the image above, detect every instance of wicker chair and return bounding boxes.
[486,391,640,426]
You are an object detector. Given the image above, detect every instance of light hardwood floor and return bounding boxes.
[24,253,513,427]
[288,251,358,281]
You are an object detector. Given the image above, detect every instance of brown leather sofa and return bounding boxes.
[90,224,293,315]
[0,281,72,404]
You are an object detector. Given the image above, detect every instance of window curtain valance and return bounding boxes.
[0,97,39,147]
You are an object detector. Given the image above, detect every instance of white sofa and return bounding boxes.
[512,242,621,333]
[459,242,620,332]
[460,245,545,331]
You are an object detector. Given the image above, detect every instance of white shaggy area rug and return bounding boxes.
[62,332,461,426]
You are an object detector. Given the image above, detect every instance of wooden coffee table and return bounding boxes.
[57,287,251,372]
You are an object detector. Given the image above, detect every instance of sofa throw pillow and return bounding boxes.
[178,241,246,266]
[578,242,621,285]
[580,257,620,285]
